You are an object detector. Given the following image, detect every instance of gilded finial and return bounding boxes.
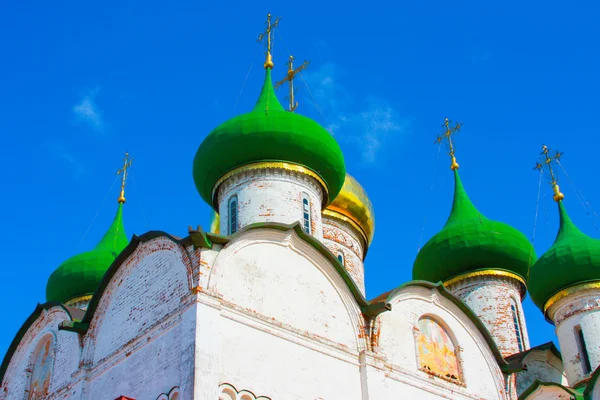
[435,117,462,170]
[274,55,310,112]
[534,145,564,202]
[116,152,134,204]
[257,13,281,69]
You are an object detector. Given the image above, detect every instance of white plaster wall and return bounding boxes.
[553,303,600,385]
[85,308,194,400]
[1,307,80,399]
[515,351,567,396]
[88,242,191,363]
[217,167,324,240]
[375,286,506,400]
[208,228,363,350]
[448,276,529,357]
[322,216,365,296]
[218,314,362,400]
[521,386,577,399]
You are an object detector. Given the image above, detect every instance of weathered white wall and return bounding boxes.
[447,275,529,357]
[218,314,362,400]
[374,285,507,400]
[515,350,567,396]
[0,307,81,399]
[217,167,324,240]
[548,287,600,386]
[208,228,363,350]
[80,237,197,399]
[322,216,365,295]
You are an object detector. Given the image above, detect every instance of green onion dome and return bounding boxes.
[46,204,128,303]
[413,169,536,284]
[193,68,346,209]
[529,200,600,311]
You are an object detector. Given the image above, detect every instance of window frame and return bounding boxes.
[301,193,311,234]
[229,195,238,235]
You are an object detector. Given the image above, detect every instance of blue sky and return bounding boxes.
[1,0,599,359]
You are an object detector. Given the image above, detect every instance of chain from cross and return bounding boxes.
[274,55,310,112]
[534,145,565,201]
[435,118,462,170]
[116,152,134,204]
[257,13,280,68]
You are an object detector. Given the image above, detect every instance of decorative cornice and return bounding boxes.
[543,281,600,315]
[444,269,526,295]
[323,208,369,251]
[64,294,93,308]
[211,161,329,207]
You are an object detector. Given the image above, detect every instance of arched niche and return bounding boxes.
[415,315,463,384]
[25,333,56,400]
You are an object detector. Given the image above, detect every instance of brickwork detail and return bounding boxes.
[447,276,529,358]
[217,167,324,239]
[548,288,600,386]
[322,216,365,295]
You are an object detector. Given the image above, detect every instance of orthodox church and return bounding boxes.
[2,15,600,400]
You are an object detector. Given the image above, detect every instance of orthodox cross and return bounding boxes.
[274,55,310,112]
[257,13,281,69]
[534,145,565,201]
[435,118,462,170]
[116,152,134,204]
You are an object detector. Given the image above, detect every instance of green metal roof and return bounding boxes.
[413,170,536,283]
[45,204,129,303]
[529,200,600,310]
[192,68,346,209]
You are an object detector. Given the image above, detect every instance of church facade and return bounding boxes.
[2,17,600,400]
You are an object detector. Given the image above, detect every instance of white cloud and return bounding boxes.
[73,87,104,132]
[301,62,408,164]
[52,142,84,181]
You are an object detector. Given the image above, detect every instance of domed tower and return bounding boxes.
[45,154,132,310]
[529,146,600,386]
[322,174,374,295]
[413,120,536,357]
[193,17,345,238]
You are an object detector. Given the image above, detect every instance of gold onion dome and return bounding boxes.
[325,174,375,248]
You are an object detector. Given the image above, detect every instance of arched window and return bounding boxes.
[26,335,55,400]
[337,252,345,266]
[229,195,238,235]
[302,193,311,234]
[510,301,524,352]
[416,317,461,383]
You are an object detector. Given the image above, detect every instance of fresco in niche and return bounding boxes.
[416,317,460,380]
[27,337,54,400]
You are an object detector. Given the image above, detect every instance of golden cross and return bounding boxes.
[434,118,462,170]
[257,13,281,69]
[534,145,565,202]
[116,152,134,204]
[274,56,310,112]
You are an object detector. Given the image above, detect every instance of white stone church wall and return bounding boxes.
[80,237,196,399]
[515,351,567,396]
[447,276,529,357]
[374,285,506,400]
[208,228,364,349]
[548,288,600,386]
[217,167,324,240]
[322,216,366,295]
[0,307,80,399]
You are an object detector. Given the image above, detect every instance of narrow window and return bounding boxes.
[511,302,524,352]
[337,252,344,266]
[229,196,238,235]
[302,193,311,234]
[575,325,591,374]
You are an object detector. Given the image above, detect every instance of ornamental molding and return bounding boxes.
[213,162,326,207]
